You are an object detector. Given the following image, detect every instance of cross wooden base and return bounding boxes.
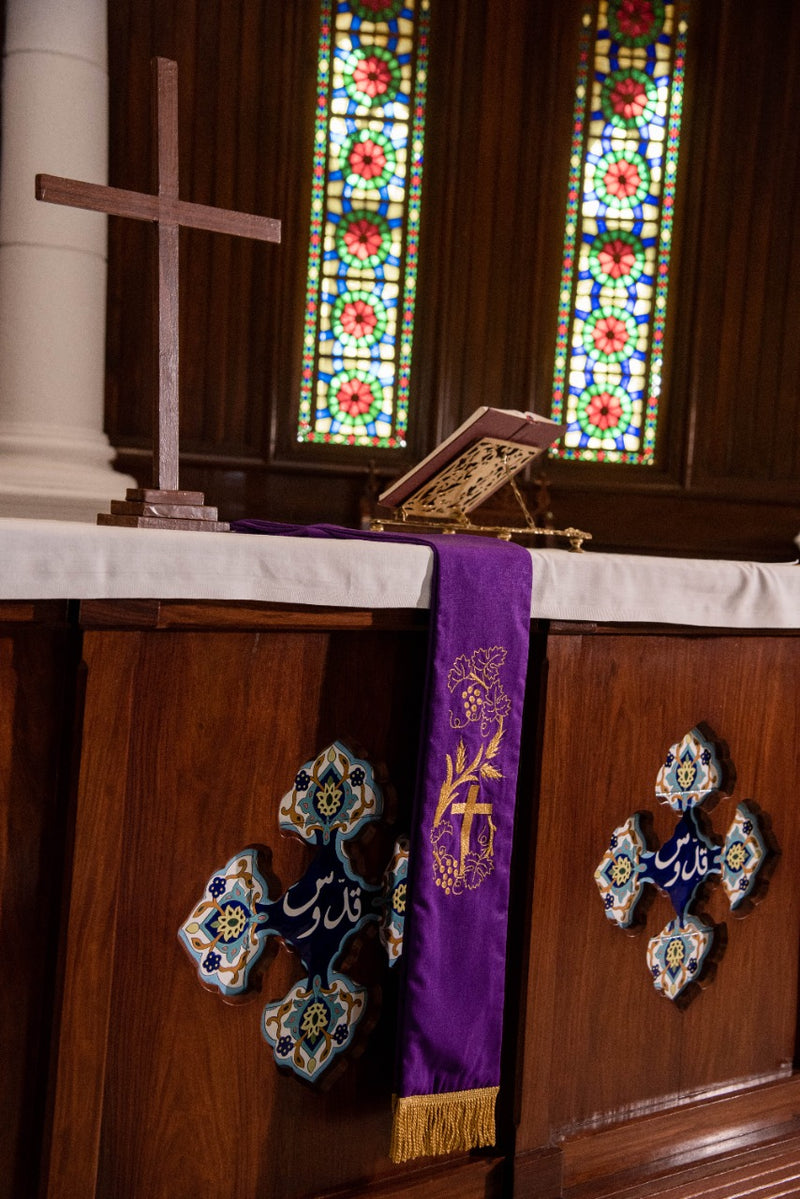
[97,489,229,532]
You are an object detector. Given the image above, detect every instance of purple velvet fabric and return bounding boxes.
[232,521,532,1101]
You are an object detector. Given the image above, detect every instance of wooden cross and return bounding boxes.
[35,57,281,531]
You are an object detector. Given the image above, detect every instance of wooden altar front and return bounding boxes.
[3,524,799,1198]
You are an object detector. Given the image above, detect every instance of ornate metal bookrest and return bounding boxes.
[371,438,591,551]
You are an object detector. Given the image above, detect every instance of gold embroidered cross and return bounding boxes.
[450,784,494,875]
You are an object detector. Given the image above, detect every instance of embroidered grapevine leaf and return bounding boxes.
[447,655,471,691]
[463,851,494,889]
[473,646,506,684]
[431,819,453,844]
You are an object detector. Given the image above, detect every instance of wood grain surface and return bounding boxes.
[0,607,78,1199]
[46,621,437,1198]
[11,605,800,1197]
[517,633,800,1158]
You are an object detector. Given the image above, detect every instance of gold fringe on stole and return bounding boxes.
[389,1086,499,1163]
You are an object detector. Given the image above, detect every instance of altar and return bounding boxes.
[3,519,799,1199]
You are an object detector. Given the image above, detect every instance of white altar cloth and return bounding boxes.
[0,518,797,629]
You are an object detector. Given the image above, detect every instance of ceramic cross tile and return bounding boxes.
[595,726,770,1002]
[180,741,406,1081]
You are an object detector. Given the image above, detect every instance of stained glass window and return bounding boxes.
[551,0,688,464]
[297,0,430,448]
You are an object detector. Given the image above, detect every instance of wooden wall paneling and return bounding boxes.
[516,632,800,1164]
[0,604,76,1199]
[514,0,588,425]
[674,0,800,500]
[43,616,516,1197]
[415,0,586,443]
[106,2,319,474]
[479,488,800,562]
[43,630,141,1199]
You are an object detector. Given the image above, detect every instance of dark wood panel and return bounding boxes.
[517,634,800,1152]
[78,598,427,632]
[106,0,317,463]
[479,484,800,562]
[44,631,142,1199]
[44,623,441,1198]
[678,0,800,493]
[0,611,78,1199]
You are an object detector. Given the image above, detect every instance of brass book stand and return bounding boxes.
[371,437,591,552]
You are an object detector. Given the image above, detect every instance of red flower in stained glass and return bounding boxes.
[340,300,377,340]
[337,378,375,417]
[598,238,637,279]
[353,55,393,99]
[593,314,629,355]
[584,391,623,430]
[616,0,657,39]
[610,75,648,121]
[343,218,383,261]
[604,159,642,199]
[349,138,387,181]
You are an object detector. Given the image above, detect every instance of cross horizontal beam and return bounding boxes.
[35,174,281,244]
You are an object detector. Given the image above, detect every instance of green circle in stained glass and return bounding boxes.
[588,230,646,287]
[601,69,659,131]
[607,0,665,48]
[582,305,639,362]
[350,0,404,22]
[576,384,633,438]
[593,147,651,210]
[339,129,397,191]
[336,209,393,268]
[328,368,386,429]
[342,45,402,108]
[331,289,388,349]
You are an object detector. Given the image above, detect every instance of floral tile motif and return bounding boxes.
[263,973,368,1083]
[279,742,382,846]
[646,915,714,1002]
[594,725,772,1002]
[179,849,272,998]
[721,804,767,909]
[654,726,725,812]
[179,741,406,1082]
[594,815,647,928]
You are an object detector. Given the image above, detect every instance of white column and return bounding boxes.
[0,0,135,521]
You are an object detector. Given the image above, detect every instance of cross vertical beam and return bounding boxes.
[154,57,180,493]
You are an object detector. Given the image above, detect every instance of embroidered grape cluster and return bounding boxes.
[461,683,484,720]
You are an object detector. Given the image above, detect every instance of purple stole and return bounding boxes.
[233,522,532,1161]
